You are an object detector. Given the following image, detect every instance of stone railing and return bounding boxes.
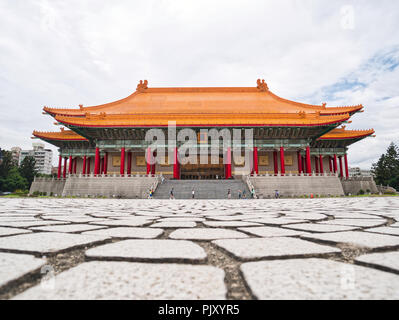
[143,175,163,198]
[249,172,339,177]
[243,175,257,199]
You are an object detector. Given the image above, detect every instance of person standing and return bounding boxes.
[238,189,242,199]
[192,188,195,199]
[170,187,174,200]
[227,189,231,199]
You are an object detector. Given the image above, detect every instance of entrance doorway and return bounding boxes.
[180,155,225,180]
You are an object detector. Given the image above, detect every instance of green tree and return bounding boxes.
[371,142,399,190]
[0,150,14,179]
[0,167,28,192]
[19,156,37,187]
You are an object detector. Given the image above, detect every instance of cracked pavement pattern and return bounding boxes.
[0,197,399,300]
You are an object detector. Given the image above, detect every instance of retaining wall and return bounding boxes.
[29,179,66,196]
[341,177,379,195]
[62,175,157,198]
[250,175,345,197]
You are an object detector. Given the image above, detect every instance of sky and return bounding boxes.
[0,0,398,169]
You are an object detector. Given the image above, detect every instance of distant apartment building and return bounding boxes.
[11,147,21,164]
[348,167,373,177]
[19,143,53,175]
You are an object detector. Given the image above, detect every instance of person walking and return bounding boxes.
[275,190,279,199]
[238,189,242,199]
[251,187,255,199]
[170,187,174,200]
[192,188,195,199]
[227,189,231,199]
[242,189,246,199]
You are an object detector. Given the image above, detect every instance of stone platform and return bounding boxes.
[0,197,399,299]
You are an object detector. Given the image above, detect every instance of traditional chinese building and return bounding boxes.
[32,80,374,185]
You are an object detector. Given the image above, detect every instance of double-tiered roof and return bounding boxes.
[34,79,374,146]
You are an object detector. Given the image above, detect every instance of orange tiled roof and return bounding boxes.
[32,129,87,141]
[43,80,363,118]
[54,112,350,127]
[319,128,375,140]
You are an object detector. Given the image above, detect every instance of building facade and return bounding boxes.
[20,143,53,175]
[32,80,375,182]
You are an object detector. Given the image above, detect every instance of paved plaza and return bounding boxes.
[0,197,398,299]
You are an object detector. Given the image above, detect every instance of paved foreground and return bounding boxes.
[0,197,399,299]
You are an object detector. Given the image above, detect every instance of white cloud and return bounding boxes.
[0,0,398,168]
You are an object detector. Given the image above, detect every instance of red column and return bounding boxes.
[126,152,131,175]
[344,154,349,179]
[120,148,125,175]
[73,158,77,174]
[87,157,91,174]
[57,155,62,179]
[328,156,332,173]
[63,157,67,178]
[297,151,302,174]
[94,148,100,175]
[146,148,151,175]
[173,147,179,179]
[99,157,103,174]
[315,156,319,175]
[319,155,324,174]
[333,154,338,174]
[339,156,344,178]
[302,156,306,173]
[68,156,72,174]
[253,147,259,175]
[104,152,108,175]
[226,147,232,179]
[280,147,285,176]
[273,151,278,175]
[82,156,87,174]
[306,146,311,175]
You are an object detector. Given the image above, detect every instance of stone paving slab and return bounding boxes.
[169,228,249,240]
[158,217,205,222]
[283,223,358,233]
[301,231,399,249]
[86,239,207,262]
[364,227,399,236]
[244,218,307,225]
[356,252,399,272]
[13,261,226,300]
[90,218,153,227]
[41,216,107,223]
[240,259,399,299]
[0,253,46,288]
[82,227,163,239]
[29,224,106,233]
[151,221,197,228]
[238,226,305,237]
[213,237,340,260]
[0,227,32,237]
[0,232,109,255]
[319,219,387,228]
[0,220,69,228]
[203,221,263,227]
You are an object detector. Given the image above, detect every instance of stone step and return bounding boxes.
[153,179,251,199]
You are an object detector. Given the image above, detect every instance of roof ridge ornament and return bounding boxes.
[256,79,268,92]
[137,80,149,92]
[79,104,84,110]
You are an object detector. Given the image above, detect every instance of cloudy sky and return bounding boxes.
[0,0,398,169]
